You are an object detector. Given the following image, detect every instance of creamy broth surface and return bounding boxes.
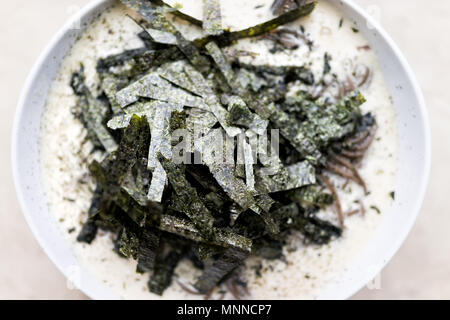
[40,0,398,299]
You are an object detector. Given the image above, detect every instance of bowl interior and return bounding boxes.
[12,0,430,300]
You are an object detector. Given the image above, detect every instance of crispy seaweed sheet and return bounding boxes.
[202,0,223,36]
[150,0,203,27]
[72,0,377,297]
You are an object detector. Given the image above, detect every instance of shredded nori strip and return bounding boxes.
[324,52,332,75]
[77,186,104,244]
[203,0,223,36]
[77,219,98,244]
[136,229,160,273]
[158,215,253,252]
[195,248,248,294]
[71,66,118,153]
[148,246,184,295]
[159,155,215,238]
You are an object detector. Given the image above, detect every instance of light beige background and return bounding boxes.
[1,0,448,300]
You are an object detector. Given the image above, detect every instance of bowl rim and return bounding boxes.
[323,0,431,299]
[12,0,118,300]
[12,0,431,300]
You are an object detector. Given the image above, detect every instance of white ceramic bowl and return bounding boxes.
[12,0,431,300]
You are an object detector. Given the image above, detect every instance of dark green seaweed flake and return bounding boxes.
[77,186,104,244]
[256,161,316,194]
[101,74,125,115]
[370,205,381,214]
[157,60,204,97]
[158,215,252,252]
[288,185,334,208]
[77,219,98,244]
[272,203,342,245]
[227,96,268,134]
[263,102,324,164]
[136,229,160,273]
[194,248,248,294]
[142,27,179,45]
[203,0,223,36]
[205,41,234,85]
[71,66,118,153]
[324,52,332,75]
[148,247,183,295]
[118,228,140,259]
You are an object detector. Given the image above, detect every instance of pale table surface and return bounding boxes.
[1,0,449,300]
